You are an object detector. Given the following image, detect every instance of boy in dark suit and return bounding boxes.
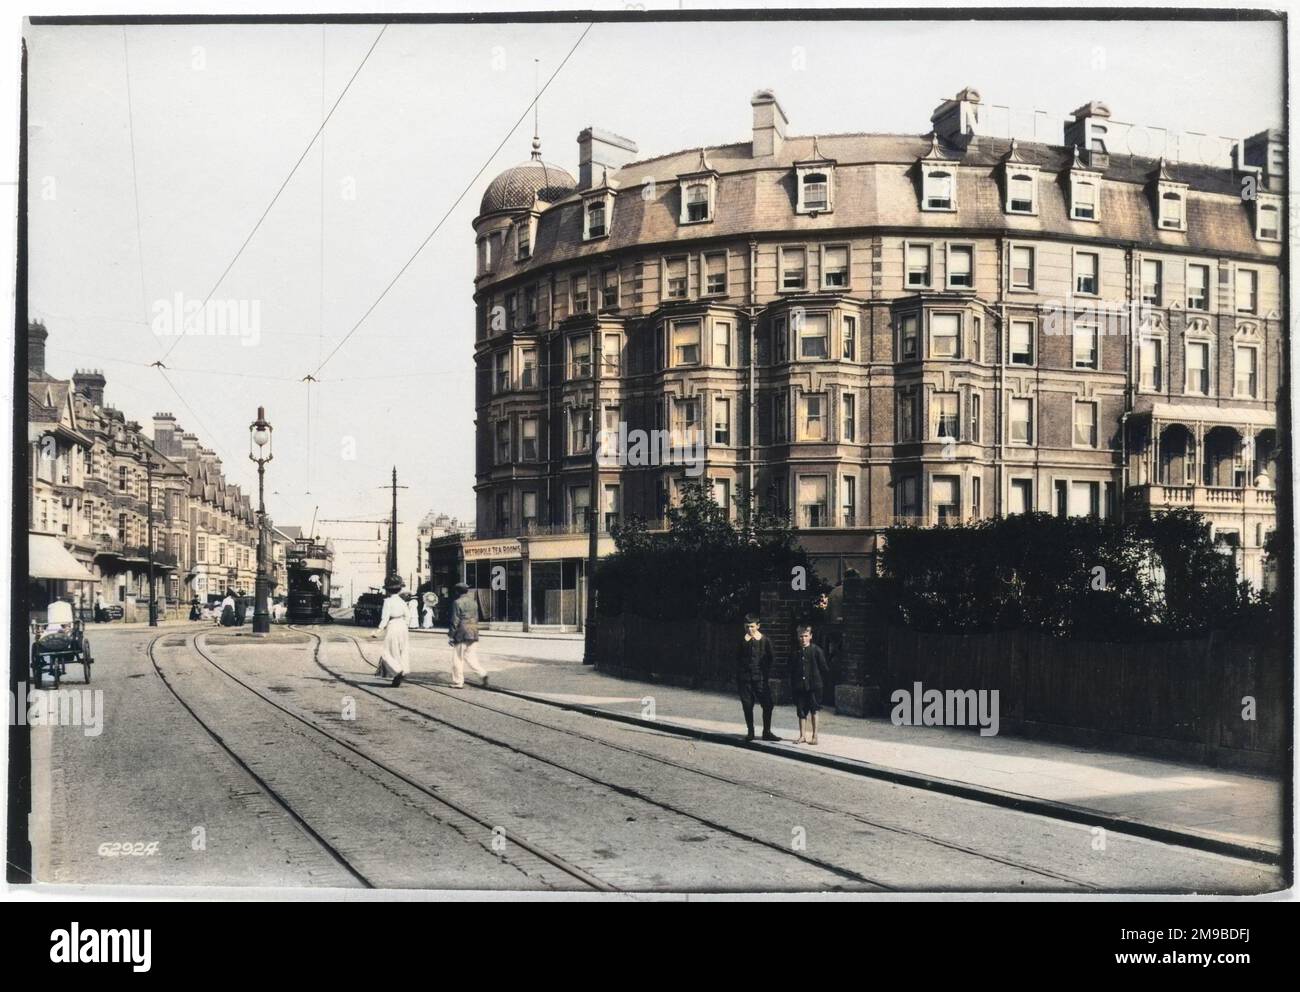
[790,624,830,745]
[736,614,780,742]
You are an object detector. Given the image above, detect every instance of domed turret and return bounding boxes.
[478,158,577,217]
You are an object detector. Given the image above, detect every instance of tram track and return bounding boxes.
[151,630,612,891]
[304,626,1044,891]
[322,629,1110,890]
[303,630,897,888]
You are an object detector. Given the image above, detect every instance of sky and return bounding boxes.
[20,12,1285,594]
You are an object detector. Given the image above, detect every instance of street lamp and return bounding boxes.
[249,406,273,635]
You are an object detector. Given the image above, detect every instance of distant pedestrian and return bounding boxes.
[406,592,420,631]
[790,624,829,745]
[219,591,237,627]
[447,582,488,688]
[736,614,780,742]
[189,597,202,621]
[372,576,410,687]
[421,592,437,630]
[94,594,106,623]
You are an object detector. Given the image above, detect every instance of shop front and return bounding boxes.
[461,533,615,633]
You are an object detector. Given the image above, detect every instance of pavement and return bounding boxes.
[444,641,1283,863]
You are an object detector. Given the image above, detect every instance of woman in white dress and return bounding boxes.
[372,576,410,687]
[406,592,420,632]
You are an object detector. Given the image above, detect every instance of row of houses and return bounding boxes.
[27,321,270,621]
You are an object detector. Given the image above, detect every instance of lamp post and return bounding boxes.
[249,407,273,635]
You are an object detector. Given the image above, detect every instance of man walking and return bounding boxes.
[736,614,780,743]
[790,624,830,745]
[447,582,489,688]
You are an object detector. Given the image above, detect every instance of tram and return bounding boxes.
[285,537,335,624]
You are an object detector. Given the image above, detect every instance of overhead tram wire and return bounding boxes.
[308,22,594,381]
[122,26,158,362]
[158,22,389,366]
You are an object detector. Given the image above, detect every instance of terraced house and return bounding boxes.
[26,322,260,618]
[469,88,1283,621]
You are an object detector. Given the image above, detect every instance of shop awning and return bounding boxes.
[29,533,97,582]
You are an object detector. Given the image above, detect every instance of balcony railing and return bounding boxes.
[1128,484,1276,511]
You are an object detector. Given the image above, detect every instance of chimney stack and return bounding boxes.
[26,320,47,376]
[577,127,639,189]
[72,368,107,407]
[930,87,982,146]
[1238,129,1285,192]
[1064,101,1112,169]
[153,412,179,456]
[751,89,788,158]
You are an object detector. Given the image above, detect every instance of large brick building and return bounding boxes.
[469,88,1283,625]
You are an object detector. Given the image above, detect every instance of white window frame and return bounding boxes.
[779,245,807,291]
[712,318,732,368]
[679,177,716,225]
[663,255,689,300]
[946,243,974,289]
[1009,318,1035,366]
[797,474,830,528]
[905,241,933,289]
[1072,400,1099,449]
[1005,170,1038,215]
[1074,251,1100,297]
[1255,195,1282,242]
[671,318,702,368]
[799,392,828,441]
[931,474,961,526]
[713,395,731,446]
[1140,258,1162,307]
[703,250,728,296]
[929,311,961,360]
[797,311,830,360]
[922,168,956,212]
[796,165,834,215]
[1008,477,1033,515]
[568,334,592,379]
[1234,343,1260,400]
[1186,261,1211,311]
[1235,267,1259,315]
[1184,337,1212,397]
[821,244,850,290]
[1070,176,1099,221]
[1072,321,1099,370]
[1157,188,1186,232]
[841,391,856,442]
[1009,244,1035,291]
[582,193,612,241]
[842,313,857,361]
[1009,396,1034,446]
[1137,333,1165,393]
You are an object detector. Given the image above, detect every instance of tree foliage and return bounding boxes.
[880,509,1268,640]
[596,481,818,622]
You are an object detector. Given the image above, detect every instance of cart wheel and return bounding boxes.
[53,665,61,689]
[30,659,41,687]
[83,656,92,684]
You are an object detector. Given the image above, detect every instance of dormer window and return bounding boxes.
[801,172,828,211]
[1150,162,1188,232]
[1072,179,1098,220]
[795,143,835,215]
[585,199,606,239]
[582,174,616,242]
[684,183,711,222]
[923,169,955,211]
[516,220,532,261]
[1159,191,1184,230]
[1007,173,1036,214]
[677,150,719,226]
[1255,195,1282,241]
